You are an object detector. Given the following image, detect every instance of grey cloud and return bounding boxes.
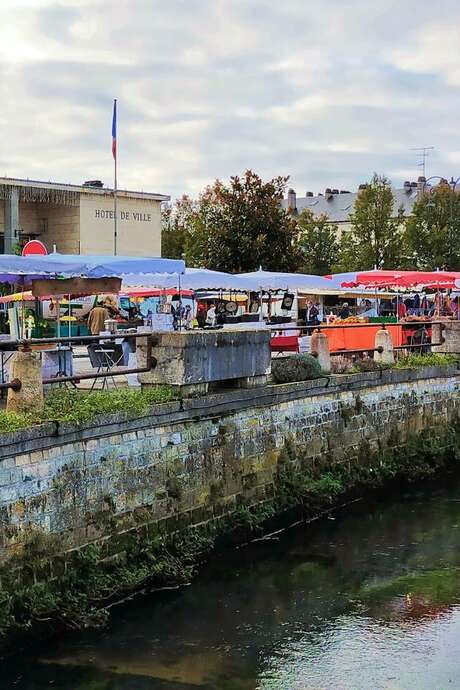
[2,0,460,200]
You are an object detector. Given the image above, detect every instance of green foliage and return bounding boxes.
[42,387,175,425]
[184,170,302,272]
[0,410,33,433]
[271,353,322,384]
[404,182,460,270]
[297,209,339,275]
[395,353,458,369]
[0,387,176,433]
[161,195,195,259]
[337,174,404,271]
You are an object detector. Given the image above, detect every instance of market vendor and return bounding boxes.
[359,299,378,318]
[87,301,110,336]
[338,302,351,319]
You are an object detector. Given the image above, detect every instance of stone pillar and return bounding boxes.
[374,328,394,365]
[432,322,459,353]
[7,349,44,415]
[310,330,331,373]
[4,188,19,254]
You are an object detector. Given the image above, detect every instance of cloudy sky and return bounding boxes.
[1,0,459,200]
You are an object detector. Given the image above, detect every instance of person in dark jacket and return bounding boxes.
[305,300,320,326]
[338,302,350,319]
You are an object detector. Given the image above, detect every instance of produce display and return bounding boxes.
[400,315,431,323]
[400,315,455,323]
[329,316,368,325]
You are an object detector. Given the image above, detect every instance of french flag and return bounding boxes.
[112,99,117,160]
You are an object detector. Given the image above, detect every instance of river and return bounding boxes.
[4,478,460,690]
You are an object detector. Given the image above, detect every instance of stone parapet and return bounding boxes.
[432,321,460,353]
[138,328,271,394]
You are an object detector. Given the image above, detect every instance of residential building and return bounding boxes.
[282,178,426,234]
[0,177,169,255]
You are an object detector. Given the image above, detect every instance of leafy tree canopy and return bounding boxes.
[161,195,195,260]
[183,170,302,272]
[404,182,460,270]
[337,173,404,271]
[297,209,338,275]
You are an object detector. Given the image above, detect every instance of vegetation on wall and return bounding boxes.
[0,387,176,433]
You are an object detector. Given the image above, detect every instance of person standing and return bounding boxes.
[338,302,350,319]
[205,303,217,327]
[196,303,207,328]
[184,304,193,330]
[305,300,319,326]
[87,301,110,336]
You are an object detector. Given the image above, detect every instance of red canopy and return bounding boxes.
[327,270,460,289]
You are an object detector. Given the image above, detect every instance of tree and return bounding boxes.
[297,209,339,275]
[337,174,404,271]
[184,170,302,272]
[161,195,195,259]
[404,183,460,270]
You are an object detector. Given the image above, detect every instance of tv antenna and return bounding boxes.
[410,146,434,178]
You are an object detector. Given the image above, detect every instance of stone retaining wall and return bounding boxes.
[0,365,459,562]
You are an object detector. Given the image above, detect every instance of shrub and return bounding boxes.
[395,353,458,369]
[271,353,322,384]
[331,355,354,374]
[352,357,381,373]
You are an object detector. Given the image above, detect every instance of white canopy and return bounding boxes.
[122,267,252,292]
[0,253,185,284]
[237,269,342,292]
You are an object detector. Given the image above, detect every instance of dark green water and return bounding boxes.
[5,479,460,690]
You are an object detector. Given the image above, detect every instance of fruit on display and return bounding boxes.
[330,316,367,325]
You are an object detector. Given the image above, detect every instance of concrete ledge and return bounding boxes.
[0,365,458,460]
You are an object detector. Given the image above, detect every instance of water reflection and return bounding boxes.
[5,482,460,690]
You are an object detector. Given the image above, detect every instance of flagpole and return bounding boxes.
[112,98,118,255]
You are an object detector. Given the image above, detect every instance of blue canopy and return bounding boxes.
[0,254,185,283]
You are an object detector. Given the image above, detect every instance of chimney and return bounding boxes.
[83,180,104,188]
[417,175,426,199]
[287,188,297,212]
[325,187,333,200]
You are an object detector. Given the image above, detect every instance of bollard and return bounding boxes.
[374,328,394,365]
[432,321,458,353]
[310,330,331,374]
[7,347,44,415]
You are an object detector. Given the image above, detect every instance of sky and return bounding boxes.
[1,0,460,201]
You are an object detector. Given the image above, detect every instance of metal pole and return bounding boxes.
[113,98,118,256]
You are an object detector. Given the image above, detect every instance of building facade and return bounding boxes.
[282,179,424,235]
[0,177,169,255]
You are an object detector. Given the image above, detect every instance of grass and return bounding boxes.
[0,386,176,433]
[395,353,458,369]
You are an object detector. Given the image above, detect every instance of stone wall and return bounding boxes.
[0,365,459,564]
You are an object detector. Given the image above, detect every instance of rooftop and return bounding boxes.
[0,176,169,203]
[282,184,420,222]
